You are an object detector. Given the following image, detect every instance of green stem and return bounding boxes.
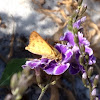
[38,84,50,100]
[84,65,93,100]
[71,2,93,99]
[75,35,93,100]
[38,76,53,100]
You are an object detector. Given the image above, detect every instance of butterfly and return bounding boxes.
[25,31,62,60]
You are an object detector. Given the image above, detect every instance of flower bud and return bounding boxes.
[10,74,18,89]
[81,5,87,14]
[67,25,73,31]
[16,94,22,100]
[91,88,97,96]
[82,72,87,86]
[79,5,87,17]
[74,36,79,45]
[93,75,99,87]
[80,45,85,53]
[12,88,19,95]
[73,28,78,34]
[79,55,84,66]
[67,19,73,31]
[78,0,83,6]
[72,12,77,18]
[68,19,73,25]
[85,53,89,63]
[82,72,87,79]
[87,67,93,78]
[4,94,12,100]
[23,66,31,76]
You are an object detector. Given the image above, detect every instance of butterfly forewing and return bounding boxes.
[25,31,56,58]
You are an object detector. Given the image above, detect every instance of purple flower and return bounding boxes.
[60,31,90,47]
[46,44,73,75]
[68,51,85,74]
[42,44,73,75]
[43,60,70,75]
[89,55,96,65]
[22,59,41,69]
[78,32,90,46]
[60,31,75,46]
[69,62,80,74]
[60,24,96,74]
[22,44,73,75]
[55,44,73,62]
[69,45,95,74]
[73,16,86,29]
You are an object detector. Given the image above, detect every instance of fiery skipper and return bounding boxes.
[25,31,62,60]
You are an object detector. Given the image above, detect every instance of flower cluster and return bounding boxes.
[22,16,96,75]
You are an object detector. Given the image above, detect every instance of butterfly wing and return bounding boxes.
[25,31,56,58]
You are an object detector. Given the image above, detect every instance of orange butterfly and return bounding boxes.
[25,31,62,60]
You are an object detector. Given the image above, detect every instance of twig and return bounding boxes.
[38,84,50,100]
[0,53,7,63]
[7,16,15,61]
[7,33,14,60]
[37,75,53,100]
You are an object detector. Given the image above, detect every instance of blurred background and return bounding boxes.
[0,0,100,100]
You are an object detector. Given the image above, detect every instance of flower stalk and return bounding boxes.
[38,84,50,100]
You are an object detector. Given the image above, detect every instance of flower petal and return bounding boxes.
[55,44,68,54]
[78,32,90,46]
[85,46,93,56]
[44,60,57,75]
[89,55,96,65]
[63,49,73,63]
[41,58,51,64]
[53,63,70,75]
[60,31,75,46]
[73,20,81,29]
[25,60,40,69]
[73,16,86,29]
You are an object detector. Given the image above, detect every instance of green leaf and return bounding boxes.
[0,58,26,87]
